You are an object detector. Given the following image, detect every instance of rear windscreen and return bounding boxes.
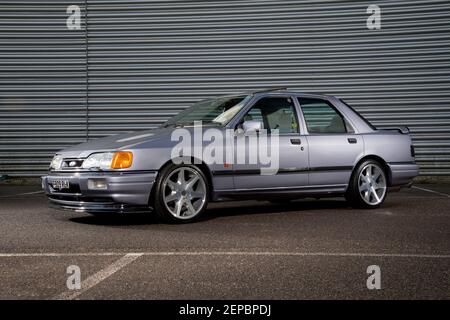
[339,99,377,130]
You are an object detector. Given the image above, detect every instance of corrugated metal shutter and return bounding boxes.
[0,0,87,176]
[1,0,449,176]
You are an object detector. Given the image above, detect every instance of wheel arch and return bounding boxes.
[350,155,392,187]
[148,157,214,206]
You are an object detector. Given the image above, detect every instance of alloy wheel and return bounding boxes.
[357,163,387,206]
[162,167,207,219]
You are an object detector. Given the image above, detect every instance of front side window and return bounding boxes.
[240,97,299,134]
[298,97,350,134]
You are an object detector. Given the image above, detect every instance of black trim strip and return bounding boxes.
[211,170,239,176]
[212,166,352,176]
[387,161,417,166]
[309,166,353,172]
[212,168,307,176]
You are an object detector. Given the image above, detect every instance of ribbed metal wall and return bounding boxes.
[1,0,449,176]
[0,0,87,176]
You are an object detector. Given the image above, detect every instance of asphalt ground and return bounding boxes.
[0,184,448,299]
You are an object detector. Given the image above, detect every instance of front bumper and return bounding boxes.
[388,162,419,186]
[42,170,157,214]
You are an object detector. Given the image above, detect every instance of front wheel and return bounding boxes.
[346,160,388,208]
[153,164,209,223]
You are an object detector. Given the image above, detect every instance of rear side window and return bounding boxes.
[298,97,350,134]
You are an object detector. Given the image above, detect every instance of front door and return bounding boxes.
[232,96,309,190]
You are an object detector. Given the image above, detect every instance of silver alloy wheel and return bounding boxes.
[162,167,207,219]
[358,163,387,206]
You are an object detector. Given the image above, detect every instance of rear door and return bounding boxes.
[297,97,364,187]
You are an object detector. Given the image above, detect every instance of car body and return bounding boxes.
[42,89,419,222]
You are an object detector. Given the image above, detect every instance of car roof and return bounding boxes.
[230,88,335,100]
[255,90,334,99]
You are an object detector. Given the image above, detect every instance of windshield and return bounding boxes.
[164,95,251,126]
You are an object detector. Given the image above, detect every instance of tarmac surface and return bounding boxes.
[0,184,448,299]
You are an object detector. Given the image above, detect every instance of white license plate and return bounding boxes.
[51,179,70,190]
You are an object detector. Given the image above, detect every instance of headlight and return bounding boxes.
[50,155,63,170]
[82,151,133,170]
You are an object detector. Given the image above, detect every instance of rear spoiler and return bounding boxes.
[377,126,410,134]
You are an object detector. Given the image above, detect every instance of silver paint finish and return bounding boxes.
[42,171,157,207]
[42,91,419,213]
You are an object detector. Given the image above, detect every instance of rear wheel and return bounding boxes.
[154,164,209,223]
[346,160,387,208]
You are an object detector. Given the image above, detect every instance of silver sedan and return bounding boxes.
[42,89,419,223]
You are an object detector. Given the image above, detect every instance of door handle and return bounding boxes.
[347,138,357,144]
[290,138,301,145]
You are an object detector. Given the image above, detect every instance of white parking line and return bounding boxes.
[0,251,449,259]
[412,186,450,198]
[52,253,142,300]
[0,252,122,257]
[155,251,450,258]
[3,251,449,299]
[0,190,44,198]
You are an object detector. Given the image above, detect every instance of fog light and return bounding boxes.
[88,179,108,190]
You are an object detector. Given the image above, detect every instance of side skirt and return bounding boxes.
[212,185,347,201]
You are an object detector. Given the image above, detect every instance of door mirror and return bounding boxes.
[242,120,263,133]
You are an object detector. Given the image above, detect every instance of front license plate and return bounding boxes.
[51,179,70,190]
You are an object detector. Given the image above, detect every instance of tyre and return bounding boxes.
[153,164,209,223]
[346,160,388,209]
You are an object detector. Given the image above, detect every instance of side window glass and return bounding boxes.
[243,107,263,123]
[298,98,348,134]
[242,97,299,134]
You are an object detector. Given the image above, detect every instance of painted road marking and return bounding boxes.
[0,251,449,259]
[3,251,449,299]
[412,186,450,198]
[0,190,44,198]
[52,253,142,300]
